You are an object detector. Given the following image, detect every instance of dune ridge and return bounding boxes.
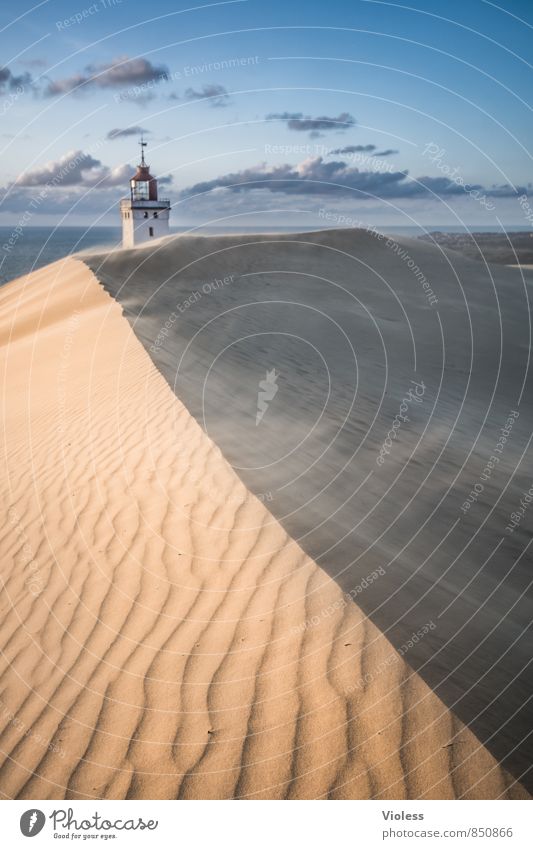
[0,257,529,800]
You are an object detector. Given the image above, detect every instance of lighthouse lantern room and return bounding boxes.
[120,138,171,248]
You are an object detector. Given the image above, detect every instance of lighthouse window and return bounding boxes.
[132,180,150,200]
[153,211,158,218]
[144,211,149,218]
[149,227,154,237]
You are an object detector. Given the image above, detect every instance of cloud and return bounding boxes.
[44,56,169,96]
[184,83,230,107]
[328,145,398,157]
[374,149,399,157]
[15,150,133,188]
[180,155,528,201]
[329,145,377,155]
[0,147,177,218]
[487,183,532,197]
[0,66,32,93]
[100,163,135,186]
[181,156,408,198]
[267,112,356,134]
[107,126,149,140]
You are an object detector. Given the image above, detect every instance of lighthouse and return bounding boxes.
[120,138,171,248]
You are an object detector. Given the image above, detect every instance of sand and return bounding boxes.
[0,251,529,799]
[85,228,533,789]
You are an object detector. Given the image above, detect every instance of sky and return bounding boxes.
[0,0,532,229]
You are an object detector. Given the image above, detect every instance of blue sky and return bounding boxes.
[1,0,532,227]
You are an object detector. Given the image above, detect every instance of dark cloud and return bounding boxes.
[181,157,409,198]
[485,182,532,197]
[44,56,169,96]
[0,66,32,93]
[184,84,230,107]
[328,145,397,157]
[180,155,527,201]
[107,126,149,140]
[267,112,356,133]
[329,145,377,155]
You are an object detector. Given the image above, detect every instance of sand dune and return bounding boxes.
[0,255,528,799]
[85,228,533,789]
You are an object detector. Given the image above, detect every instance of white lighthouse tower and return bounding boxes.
[120,138,171,248]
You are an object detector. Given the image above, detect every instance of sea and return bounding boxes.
[1,224,532,286]
[0,226,121,286]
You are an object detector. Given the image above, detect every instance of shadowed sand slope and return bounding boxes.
[85,229,533,789]
[0,257,528,800]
